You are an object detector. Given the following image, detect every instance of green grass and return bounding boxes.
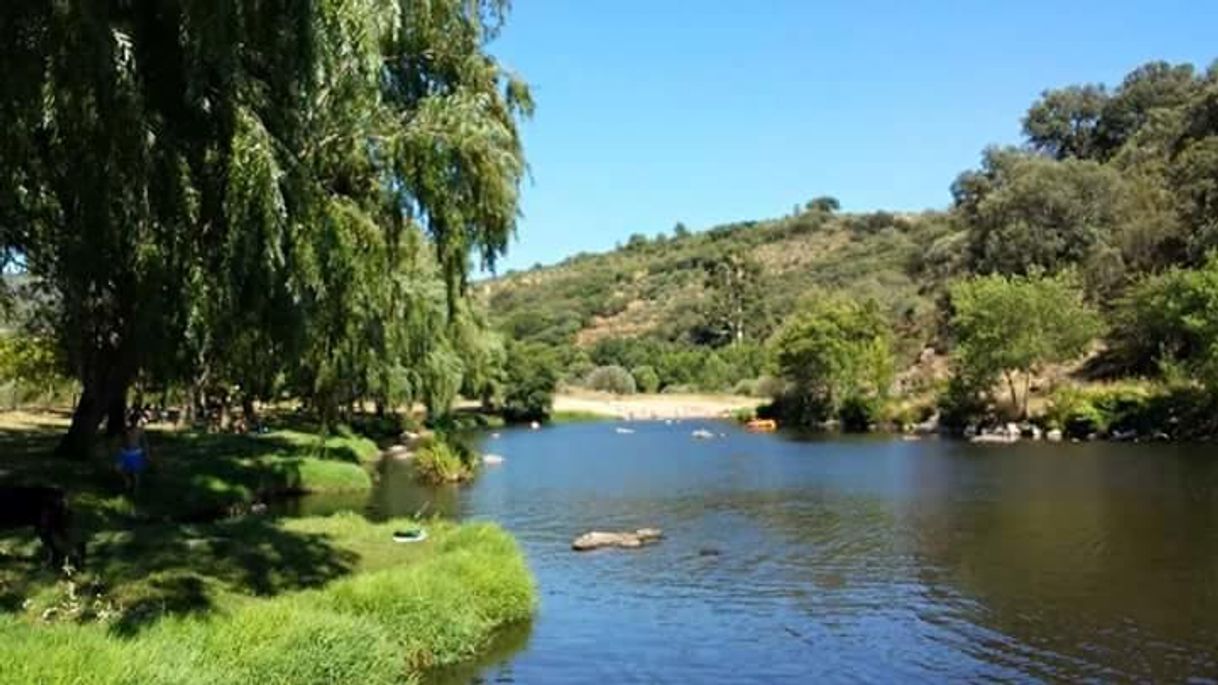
[0,413,379,523]
[0,513,535,684]
[549,410,609,424]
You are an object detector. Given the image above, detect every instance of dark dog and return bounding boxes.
[0,486,84,570]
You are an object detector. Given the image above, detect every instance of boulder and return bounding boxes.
[1046,429,1063,442]
[970,432,1018,444]
[383,444,413,459]
[913,413,940,435]
[572,528,663,551]
[482,453,505,465]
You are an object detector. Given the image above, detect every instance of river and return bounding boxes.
[301,421,1218,683]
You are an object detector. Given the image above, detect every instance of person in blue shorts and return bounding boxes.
[117,412,152,494]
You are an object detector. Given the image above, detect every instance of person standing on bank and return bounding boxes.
[117,411,152,495]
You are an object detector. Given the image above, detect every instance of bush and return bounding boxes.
[1045,383,1156,437]
[631,365,660,394]
[696,352,731,392]
[753,375,786,399]
[585,365,636,394]
[938,367,993,431]
[413,438,476,484]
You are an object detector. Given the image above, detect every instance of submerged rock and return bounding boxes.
[482,453,505,465]
[572,528,663,551]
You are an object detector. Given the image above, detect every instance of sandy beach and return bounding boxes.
[553,391,762,420]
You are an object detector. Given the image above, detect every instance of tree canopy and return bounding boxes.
[0,0,531,452]
[948,272,1101,417]
[767,296,894,429]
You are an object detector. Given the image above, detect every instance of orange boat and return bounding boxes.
[745,418,777,432]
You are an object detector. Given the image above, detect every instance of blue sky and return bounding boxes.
[486,1,1217,272]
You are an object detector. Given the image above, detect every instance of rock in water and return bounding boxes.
[482,454,505,465]
[572,528,663,551]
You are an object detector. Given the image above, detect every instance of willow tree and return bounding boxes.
[0,0,530,455]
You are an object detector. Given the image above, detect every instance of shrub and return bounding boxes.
[585,365,636,394]
[413,438,476,484]
[696,352,731,392]
[631,365,660,394]
[936,367,994,432]
[1045,383,1156,437]
[753,375,786,399]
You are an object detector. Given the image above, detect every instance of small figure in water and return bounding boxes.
[117,411,152,495]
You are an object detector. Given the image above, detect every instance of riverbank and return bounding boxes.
[0,412,537,683]
[551,391,762,421]
[0,410,379,521]
[0,513,535,684]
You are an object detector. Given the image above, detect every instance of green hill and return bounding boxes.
[481,208,959,356]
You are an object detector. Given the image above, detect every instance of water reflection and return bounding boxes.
[295,423,1218,683]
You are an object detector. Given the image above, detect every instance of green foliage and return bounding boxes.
[948,271,1101,417]
[483,210,948,366]
[804,196,841,214]
[1113,255,1218,384]
[1044,384,1146,436]
[412,437,476,485]
[767,296,895,429]
[631,365,660,394]
[699,250,763,346]
[0,334,73,407]
[585,365,637,395]
[501,342,559,422]
[1,0,532,450]
[696,352,731,392]
[0,515,534,685]
[954,148,1134,279]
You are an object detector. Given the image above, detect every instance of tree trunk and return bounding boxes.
[1003,370,1019,416]
[105,394,127,437]
[1021,372,1032,419]
[241,394,257,424]
[56,369,131,459]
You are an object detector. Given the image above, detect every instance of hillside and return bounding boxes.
[481,208,959,355]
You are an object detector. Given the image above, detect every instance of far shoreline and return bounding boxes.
[551,390,763,421]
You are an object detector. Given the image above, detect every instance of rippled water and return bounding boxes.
[307,421,1218,683]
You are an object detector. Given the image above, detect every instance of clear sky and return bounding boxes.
[486,0,1217,273]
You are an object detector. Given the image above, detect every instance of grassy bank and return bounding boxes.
[0,411,379,522]
[0,513,535,684]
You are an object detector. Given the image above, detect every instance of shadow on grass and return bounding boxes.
[0,415,374,635]
[3,513,360,637]
[95,515,358,636]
